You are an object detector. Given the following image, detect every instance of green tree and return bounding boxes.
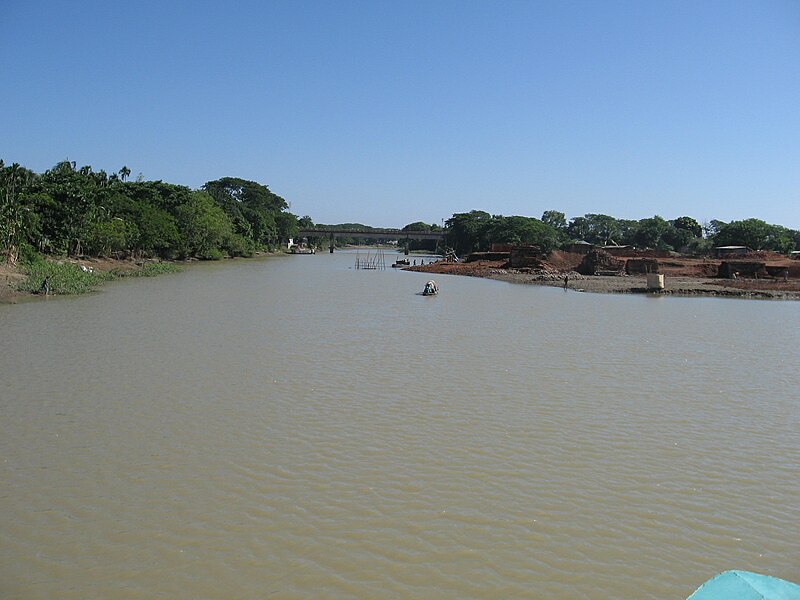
[107,192,180,258]
[2,161,307,261]
[633,215,671,249]
[139,205,180,257]
[445,210,492,255]
[663,216,702,252]
[684,236,714,256]
[616,219,639,246]
[274,211,299,247]
[567,214,620,246]
[175,191,235,259]
[789,229,800,252]
[590,214,621,245]
[122,180,193,213]
[715,219,795,252]
[402,221,432,232]
[671,216,702,238]
[567,216,590,241]
[662,225,694,251]
[84,218,136,257]
[1,161,37,264]
[203,177,291,249]
[486,215,559,252]
[541,210,567,232]
[401,221,438,252]
[31,161,108,256]
[703,219,726,238]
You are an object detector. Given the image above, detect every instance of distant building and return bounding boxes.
[715,246,752,258]
[602,245,633,256]
[566,241,593,254]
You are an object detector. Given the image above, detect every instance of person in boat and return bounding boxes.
[424,280,438,295]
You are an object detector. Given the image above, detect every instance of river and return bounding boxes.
[1,251,798,599]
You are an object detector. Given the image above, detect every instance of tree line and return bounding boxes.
[441,210,799,258]
[1,160,304,265]
[4,159,797,266]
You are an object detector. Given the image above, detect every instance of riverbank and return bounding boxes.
[0,263,26,303]
[6,252,799,303]
[0,257,175,304]
[407,258,800,300]
[1,252,295,304]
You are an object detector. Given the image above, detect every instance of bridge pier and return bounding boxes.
[329,232,335,253]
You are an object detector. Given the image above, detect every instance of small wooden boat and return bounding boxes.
[422,280,438,296]
[392,259,410,268]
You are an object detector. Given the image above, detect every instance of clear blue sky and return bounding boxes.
[2,0,799,229]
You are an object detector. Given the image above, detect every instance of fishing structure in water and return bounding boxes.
[354,248,386,270]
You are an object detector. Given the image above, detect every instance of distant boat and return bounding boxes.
[422,280,438,296]
[290,247,315,254]
[686,571,800,600]
[392,259,410,268]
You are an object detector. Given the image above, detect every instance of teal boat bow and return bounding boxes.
[687,571,800,600]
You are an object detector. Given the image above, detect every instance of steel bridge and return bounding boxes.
[297,227,446,254]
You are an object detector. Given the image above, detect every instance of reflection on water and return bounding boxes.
[1,251,799,599]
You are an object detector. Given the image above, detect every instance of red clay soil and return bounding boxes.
[545,250,584,271]
[406,259,509,278]
[406,250,800,299]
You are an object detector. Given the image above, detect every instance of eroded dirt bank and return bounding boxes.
[0,263,26,303]
[406,251,800,300]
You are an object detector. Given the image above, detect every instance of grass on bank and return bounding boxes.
[117,262,182,278]
[19,258,182,295]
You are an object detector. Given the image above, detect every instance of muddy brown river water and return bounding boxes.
[1,251,798,599]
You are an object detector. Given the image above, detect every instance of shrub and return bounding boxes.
[19,260,114,295]
[122,262,182,277]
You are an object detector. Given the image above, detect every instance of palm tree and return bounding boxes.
[119,166,131,182]
[94,170,108,187]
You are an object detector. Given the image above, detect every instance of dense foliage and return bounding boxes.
[4,159,796,266]
[444,211,561,256]
[401,221,442,252]
[15,254,180,295]
[1,160,299,265]
[18,258,115,295]
[442,209,797,257]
